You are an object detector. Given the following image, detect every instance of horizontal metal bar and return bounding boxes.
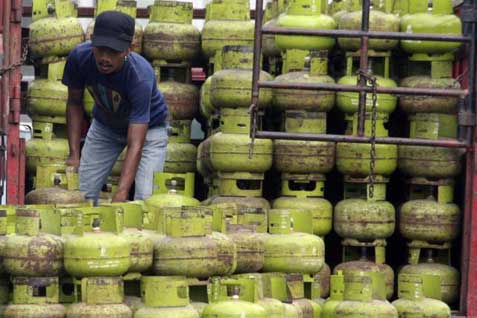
[22,6,257,19]
[255,130,469,148]
[259,81,468,97]
[262,26,472,42]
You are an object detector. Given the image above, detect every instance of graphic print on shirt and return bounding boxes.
[86,83,130,118]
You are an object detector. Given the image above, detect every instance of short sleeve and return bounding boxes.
[127,80,153,124]
[61,47,86,89]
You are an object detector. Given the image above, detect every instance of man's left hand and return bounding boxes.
[112,189,129,202]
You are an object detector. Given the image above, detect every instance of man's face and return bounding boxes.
[92,46,129,74]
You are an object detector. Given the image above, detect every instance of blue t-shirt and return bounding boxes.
[62,42,168,134]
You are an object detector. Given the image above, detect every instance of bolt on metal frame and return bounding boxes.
[249,0,477,315]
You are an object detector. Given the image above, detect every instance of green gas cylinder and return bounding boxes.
[210,46,272,109]
[26,138,69,175]
[200,77,216,119]
[135,276,199,318]
[273,52,336,112]
[164,121,197,173]
[272,174,333,237]
[4,277,66,318]
[263,209,325,274]
[66,277,132,318]
[334,261,395,300]
[337,0,399,51]
[203,277,268,318]
[154,207,237,278]
[392,274,451,318]
[27,60,67,122]
[85,0,143,54]
[262,0,287,58]
[25,174,86,205]
[143,0,201,62]
[399,55,460,115]
[398,145,463,179]
[209,133,273,173]
[211,202,268,234]
[232,274,288,318]
[400,0,461,54]
[144,184,201,228]
[225,224,266,273]
[201,0,255,59]
[103,203,154,274]
[0,211,7,275]
[29,0,84,58]
[400,200,460,244]
[158,75,199,121]
[276,0,336,51]
[399,251,459,305]
[336,142,397,177]
[334,177,395,241]
[64,207,131,277]
[273,139,335,174]
[286,274,322,318]
[335,272,398,318]
[322,273,345,318]
[4,208,63,276]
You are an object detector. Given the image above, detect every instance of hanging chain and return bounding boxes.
[0,38,29,77]
[358,70,378,199]
[249,103,258,159]
[368,74,378,199]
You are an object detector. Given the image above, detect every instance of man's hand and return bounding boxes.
[112,189,129,202]
[65,155,80,169]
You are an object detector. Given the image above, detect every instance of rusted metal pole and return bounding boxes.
[250,0,264,139]
[357,0,371,137]
[1,0,11,134]
[261,26,471,42]
[259,81,467,97]
[255,131,469,148]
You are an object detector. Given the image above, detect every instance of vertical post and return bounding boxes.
[250,0,264,139]
[357,0,371,137]
[461,0,477,315]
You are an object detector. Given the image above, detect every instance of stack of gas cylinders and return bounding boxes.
[1,0,466,316]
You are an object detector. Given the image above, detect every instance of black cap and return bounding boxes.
[92,11,135,52]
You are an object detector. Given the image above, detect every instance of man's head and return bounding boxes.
[92,11,135,74]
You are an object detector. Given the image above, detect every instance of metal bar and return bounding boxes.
[1,0,10,134]
[254,130,469,148]
[357,0,371,137]
[261,26,471,42]
[259,81,468,97]
[250,0,264,138]
[22,6,258,19]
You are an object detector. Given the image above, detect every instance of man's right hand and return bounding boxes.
[66,155,80,169]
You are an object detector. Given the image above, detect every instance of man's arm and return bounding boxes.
[112,123,148,202]
[66,88,85,168]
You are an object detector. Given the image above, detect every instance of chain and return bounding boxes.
[358,70,378,199]
[0,38,29,77]
[249,103,258,159]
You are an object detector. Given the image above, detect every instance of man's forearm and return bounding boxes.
[66,103,84,159]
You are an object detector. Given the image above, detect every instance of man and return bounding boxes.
[62,10,168,203]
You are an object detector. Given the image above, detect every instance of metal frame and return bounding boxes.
[1,0,24,205]
[249,0,477,315]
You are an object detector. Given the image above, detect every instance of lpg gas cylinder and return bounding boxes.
[29,0,84,58]
[276,0,336,51]
[143,0,201,62]
[392,274,451,318]
[64,207,131,277]
[337,0,399,51]
[154,207,237,278]
[4,208,63,276]
[322,272,345,318]
[164,121,197,173]
[335,272,398,318]
[400,0,462,55]
[263,209,325,274]
[201,0,254,59]
[135,276,199,318]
